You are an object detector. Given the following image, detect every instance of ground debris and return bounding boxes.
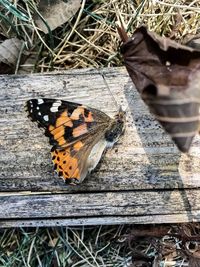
[125,224,200,267]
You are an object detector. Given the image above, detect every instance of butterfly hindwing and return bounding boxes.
[51,136,95,184]
[51,131,110,184]
[51,144,83,184]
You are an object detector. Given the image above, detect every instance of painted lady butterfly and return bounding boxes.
[26,99,125,185]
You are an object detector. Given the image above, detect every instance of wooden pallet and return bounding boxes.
[1,67,200,227]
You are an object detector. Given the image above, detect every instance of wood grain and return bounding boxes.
[0,189,200,227]
[0,67,200,226]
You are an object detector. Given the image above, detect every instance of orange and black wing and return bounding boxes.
[26,98,111,184]
[51,136,101,184]
[26,98,110,149]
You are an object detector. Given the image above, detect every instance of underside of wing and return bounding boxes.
[51,133,107,185]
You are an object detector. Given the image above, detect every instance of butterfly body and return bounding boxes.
[26,98,125,185]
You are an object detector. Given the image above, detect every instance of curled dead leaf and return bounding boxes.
[119,26,200,152]
[186,34,200,50]
[34,0,81,33]
[0,38,24,74]
[126,224,200,267]
[130,251,154,267]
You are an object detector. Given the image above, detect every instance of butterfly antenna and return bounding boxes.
[99,20,130,113]
[100,70,119,110]
[115,21,136,114]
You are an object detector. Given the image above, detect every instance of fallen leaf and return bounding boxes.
[34,0,81,33]
[126,224,200,267]
[118,26,200,152]
[186,34,200,50]
[130,251,154,267]
[183,242,200,267]
[127,225,171,239]
[188,258,200,267]
[0,38,24,74]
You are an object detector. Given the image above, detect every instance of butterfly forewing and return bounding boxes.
[26,98,110,149]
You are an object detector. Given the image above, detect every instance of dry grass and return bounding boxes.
[1,0,200,266]
[0,0,200,72]
[1,224,200,266]
[0,225,132,267]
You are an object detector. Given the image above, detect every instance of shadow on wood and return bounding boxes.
[0,67,200,227]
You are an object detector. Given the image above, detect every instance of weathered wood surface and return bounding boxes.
[0,67,200,227]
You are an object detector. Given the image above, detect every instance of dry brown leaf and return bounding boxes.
[34,0,81,33]
[128,225,171,239]
[119,26,200,153]
[130,251,154,267]
[183,242,200,267]
[0,38,24,74]
[186,34,200,50]
[188,257,200,267]
[126,224,200,267]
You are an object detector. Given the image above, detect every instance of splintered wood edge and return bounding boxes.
[0,189,200,226]
[1,213,199,228]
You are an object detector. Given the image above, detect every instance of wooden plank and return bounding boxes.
[1,67,200,192]
[0,67,200,226]
[0,189,199,227]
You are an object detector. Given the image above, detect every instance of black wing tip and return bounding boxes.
[25,99,49,129]
[25,100,37,121]
[24,100,33,119]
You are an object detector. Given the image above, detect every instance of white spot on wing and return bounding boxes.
[50,100,62,112]
[54,100,62,106]
[38,112,41,116]
[38,99,44,104]
[43,115,49,121]
[50,106,59,112]
[36,106,39,110]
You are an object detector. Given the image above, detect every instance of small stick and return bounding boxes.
[116,21,129,43]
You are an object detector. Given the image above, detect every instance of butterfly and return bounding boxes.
[26,98,125,185]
